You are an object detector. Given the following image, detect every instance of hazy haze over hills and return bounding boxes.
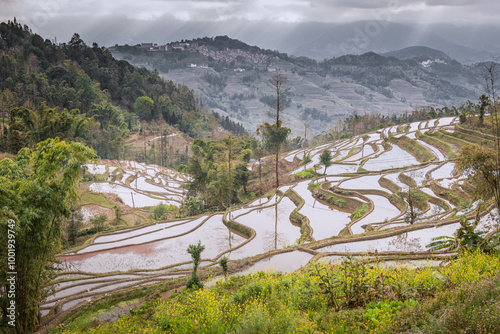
[2,1,500,63]
[2,0,500,136]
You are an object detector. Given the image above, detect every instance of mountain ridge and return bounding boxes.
[110,35,486,136]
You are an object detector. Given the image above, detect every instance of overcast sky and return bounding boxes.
[2,0,500,47]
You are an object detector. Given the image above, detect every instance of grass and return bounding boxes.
[418,132,457,159]
[54,251,500,334]
[390,136,434,163]
[79,192,115,208]
[431,130,470,149]
[296,168,315,179]
[329,195,347,208]
[454,127,494,147]
[378,177,401,193]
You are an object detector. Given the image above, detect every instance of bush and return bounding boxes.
[179,197,205,217]
[152,203,177,220]
[186,241,205,290]
[296,169,315,178]
[309,182,321,190]
[329,195,347,208]
[90,214,107,233]
[351,204,368,221]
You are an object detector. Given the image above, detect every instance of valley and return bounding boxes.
[41,115,500,329]
[110,38,483,136]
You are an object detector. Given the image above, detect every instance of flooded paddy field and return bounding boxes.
[46,116,494,318]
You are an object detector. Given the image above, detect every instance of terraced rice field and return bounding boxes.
[43,117,500,319]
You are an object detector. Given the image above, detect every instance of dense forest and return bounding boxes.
[0,20,246,160]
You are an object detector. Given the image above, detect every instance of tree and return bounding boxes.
[406,189,419,225]
[456,144,500,211]
[319,149,333,176]
[66,209,83,247]
[427,215,500,254]
[479,94,489,125]
[90,214,107,233]
[219,256,228,281]
[133,96,154,121]
[457,64,500,213]
[184,136,255,209]
[268,72,290,188]
[186,241,205,289]
[0,138,97,332]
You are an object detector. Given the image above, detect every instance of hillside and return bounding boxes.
[289,21,497,63]
[382,46,451,60]
[0,21,246,164]
[110,36,484,137]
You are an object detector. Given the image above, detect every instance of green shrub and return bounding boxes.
[363,299,418,331]
[152,203,177,220]
[186,241,205,290]
[296,169,315,178]
[351,204,368,221]
[329,195,347,208]
[309,182,321,190]
[90,214,107,233]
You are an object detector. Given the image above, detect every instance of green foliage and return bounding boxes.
[392,135,434,163]
[134,96,154,121]
[67,210,83,246]
[256,122,291,153]
[152,203,176,220]
[184,136,256,209]
[76,225,112,238]
[90,214,107,233]
[309,182,320,190]
[57,251,500,334]
[457,144,500,212]
[418,132,457,159]
[296,168,315,178]
[179,197,205,217]
[219,256,228,279]
[364,300,401,330]
[427,215,500,254]
[319,149,333,175]
[392,276,500,333]
[186,241,205,290]
[408,188,428,210]
[329,195,347,208]
[0,138,96,332]
[0,21,247,162]
[351,204,368,221]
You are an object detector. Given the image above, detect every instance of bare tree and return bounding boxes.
[269,72,290,188]
[484,63,500,166]
[225,135,234,209]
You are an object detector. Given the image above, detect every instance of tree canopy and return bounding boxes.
[0,138,97,332]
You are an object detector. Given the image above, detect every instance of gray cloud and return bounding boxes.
[1,0,499,48]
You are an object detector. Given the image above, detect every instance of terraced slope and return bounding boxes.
[41,116,500,326]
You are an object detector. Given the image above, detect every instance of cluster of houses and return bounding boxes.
[421,58,446,68]
[139,42,197,52]
[137,42,271,69]
[195,44,268,64]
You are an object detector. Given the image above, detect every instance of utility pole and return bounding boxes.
[143,121,147,163]
[269,73,289,189]
[304,121,308,171]
[227,135,233,209]
[152,128,156,165]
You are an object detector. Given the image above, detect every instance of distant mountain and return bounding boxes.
[290,21,493,63]
[382,46,451,61]
[110,36,487,137]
